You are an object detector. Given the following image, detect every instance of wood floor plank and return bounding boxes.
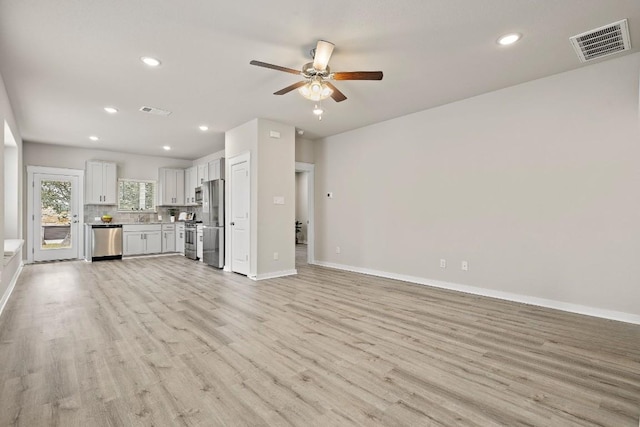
[0,249,639,426]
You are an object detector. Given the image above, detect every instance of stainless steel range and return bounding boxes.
[184,221,199,260]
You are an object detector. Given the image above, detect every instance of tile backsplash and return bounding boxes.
[84,205,202,223]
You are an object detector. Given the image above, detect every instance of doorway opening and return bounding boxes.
[295,162,314,267]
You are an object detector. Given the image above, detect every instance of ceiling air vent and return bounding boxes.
[139,106,172,116]
[570,19,631,63]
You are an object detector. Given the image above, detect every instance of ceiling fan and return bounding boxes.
[250,40,383,103]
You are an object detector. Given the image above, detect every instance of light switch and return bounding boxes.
[269,130,281,138]
[273,196,285,205]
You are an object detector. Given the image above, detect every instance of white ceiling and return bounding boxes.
[1,1,638,160]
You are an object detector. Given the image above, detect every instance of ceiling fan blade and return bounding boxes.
[312,40,335,71]
[250,60,301,75]
[273,81,307,95]
[325,82,347,102]
[332,71,384,80]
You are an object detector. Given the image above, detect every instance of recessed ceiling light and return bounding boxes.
[141,56,161,67]
[199,125,209,131]
[104,106,118,114]
[498,33,521,46]
[89,136,99,141]
[163,145,171,151]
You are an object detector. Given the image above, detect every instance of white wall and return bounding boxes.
[295,137,315,164]
[295,172,308,243]
[23,142,192,180]
[256,119,295,276]
[314,52,640,319]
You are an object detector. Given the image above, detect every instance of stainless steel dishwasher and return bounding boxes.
[90,224,123,261]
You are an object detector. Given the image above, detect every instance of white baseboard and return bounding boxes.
[252,269,298,281]
[0,261,23,318]
[312,260,640,325]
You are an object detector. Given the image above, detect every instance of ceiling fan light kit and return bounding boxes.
[299,77,333,101]
[250,39,384,108]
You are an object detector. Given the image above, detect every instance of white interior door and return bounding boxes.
[33,173,80,262]
[230,158,250,275]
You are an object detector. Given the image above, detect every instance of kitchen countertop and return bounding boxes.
[86,222,186,225]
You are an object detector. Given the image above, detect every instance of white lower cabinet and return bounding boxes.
[123,224,162,255]
[162,224,176,253]
[176,223,185,255]
[145,231,162,254]
[123,232,145,255]
[196,224,203,262]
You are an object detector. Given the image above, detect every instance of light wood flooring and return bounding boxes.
[1,249,639,426]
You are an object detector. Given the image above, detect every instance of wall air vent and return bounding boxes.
[139,106,172,116]
[570,19,631,63]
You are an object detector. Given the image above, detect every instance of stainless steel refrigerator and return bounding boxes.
[201,179,224,268]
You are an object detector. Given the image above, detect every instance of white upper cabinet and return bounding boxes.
[158,168,185,206]
[85,161,117,204]
[197,163,208,185]
[207,158,225,181]
[184,166,198,205]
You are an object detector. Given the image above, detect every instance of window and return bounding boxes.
[118,179,156,211]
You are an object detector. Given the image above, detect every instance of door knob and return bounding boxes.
[230,222,235,226]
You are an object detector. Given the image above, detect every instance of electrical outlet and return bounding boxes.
[335,246,341,254]
[273,252,279,260]
[440,259,446,268]
[461,261,469,271]
[94,217,101,222]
